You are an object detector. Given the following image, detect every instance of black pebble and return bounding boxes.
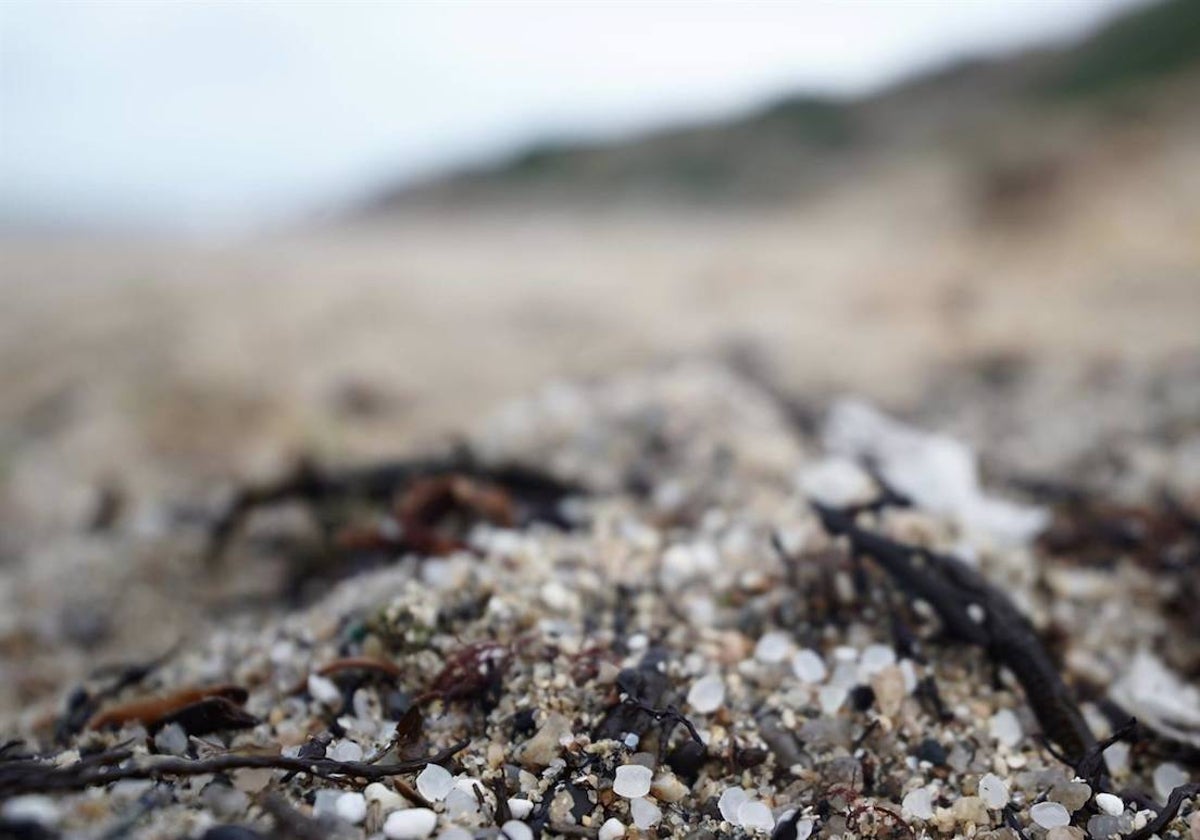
[511,708,538,737]
[384,689,413,719]
[199,828,267,840]
[0,819,61,840]
[735,746,769,770]
[913,737,947,765]
[849,685,875,711]
[666,739,707,783]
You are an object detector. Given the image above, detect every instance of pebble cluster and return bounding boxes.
[2,363,1197,840]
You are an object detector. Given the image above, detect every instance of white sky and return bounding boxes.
[0,0,1144,234]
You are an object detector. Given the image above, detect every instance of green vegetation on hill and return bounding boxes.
[754,96,857,149]
[1037,0,1200,98]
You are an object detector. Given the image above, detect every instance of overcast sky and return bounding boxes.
[1,0,1144,235]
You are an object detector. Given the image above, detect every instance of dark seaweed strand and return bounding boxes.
[810,500,1102,770]
[1125,783,1199,840]
[0,740,468,797]
[206,453,581,562]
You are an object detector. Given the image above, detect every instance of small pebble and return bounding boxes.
[738,800,775,831]
[1088,814,1121,838]
[1046,828,1086,840]
[329,739,363,763]
[110,778,154,802]
[613,764,653,798]
[755,631,792,664]
[792,649,828,683]
[500,820,534,840]
[947,744,972,773]
[719,787,750,823]
[859,644,896,676]
[978,773,1009,809]
[1094,793,1123,817]
[444,786,480,819]
[154,722,189,756]
[598,817,626,840]
[1,795,59,826]
[650,772,689,803]
[313,790,342,818]
[818,685,847,716]
[792,818,815,840]
[688,674,725,713]
[336,792,367,825]
[1031,801,1071,829]
[833,645,858,663]
[989,709,1023,748]
[1152,762,1188,802]
[629,797,662,829]
[437,830,473,840]
[902,788,934,820]
[232,767,274,794]
[307,674,342,708]
[416,764,455,802]
[1103,742,1130,777]
[365,781,408,813]
[1049,780,1091,812]
[200,782,250,820]
[507,798,534,819]
[515,711,572,770]
[952,796,990,826]
[914,738,947,766]
[871,665,907,717]
[384,808,438,839]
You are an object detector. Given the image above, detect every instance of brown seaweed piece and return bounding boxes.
[87,684,248,731]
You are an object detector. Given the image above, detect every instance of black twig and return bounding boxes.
[1003,804,1034,840]
[1123,783,1200,840]
[0,741,468,797]
[623,698,704,746]
[811,497,1103,770]
[206,454,580,563]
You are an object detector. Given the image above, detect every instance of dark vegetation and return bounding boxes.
[368,0,1200,212]
[1036,0,1200,99]
[205,451,581,602]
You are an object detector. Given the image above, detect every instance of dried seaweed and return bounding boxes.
[314,655,404,681]
[620,697,704,746]
[593,650,672,742]
[206,453,581,563]
[772,809,815,840]
[811,496,1102,769]
[1124,782,1200,840]
[0,740,468,797]
[54,646,178,743]
[280,732,332,782]
[417,641,510,707]
[87,684,249,731]
[153,696,259,738]
[392,473,517,556]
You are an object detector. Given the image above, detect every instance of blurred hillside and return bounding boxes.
[370,0,1200,211]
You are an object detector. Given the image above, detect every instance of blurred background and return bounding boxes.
[1,1,1199,711]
